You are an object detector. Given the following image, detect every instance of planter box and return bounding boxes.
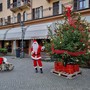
[74,64,79,72]
[0,57,3,64]
[54,62,80,74]
[54,62,63,72]
[65,64,75,74]
[0,52,7,56]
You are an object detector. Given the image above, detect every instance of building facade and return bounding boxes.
[0,0,90,56]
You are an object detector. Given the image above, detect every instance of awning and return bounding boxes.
[82,16,90,23]
[0,29,9,40]
[5,27,22,40]
[24,23,52,39]
[5,26,28,40]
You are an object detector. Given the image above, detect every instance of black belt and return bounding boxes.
[34,54,40,55]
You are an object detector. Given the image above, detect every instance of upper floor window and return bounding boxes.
[0,3,3,11]
[23,11,27,21]
[79,0,86,9]
[13,0,17,8]
[17,13,21,22]
[0,18,3,25]
[53,1,59,16]
[17,0,21,7]
[22,0,30,3]
[74,0,87,10]
[32,6,43,19]
[7,16,11,24]
[7,0,10,9]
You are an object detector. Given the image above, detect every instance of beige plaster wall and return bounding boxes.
[0,0,73,19]
[0,0,12,19]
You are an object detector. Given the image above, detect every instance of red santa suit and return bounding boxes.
[31,40,44,69]
[0,57,3,65]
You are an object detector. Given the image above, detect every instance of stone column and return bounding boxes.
[28,40,32,56]
[12,40,16,55]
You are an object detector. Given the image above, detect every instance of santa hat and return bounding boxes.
[33,40,38,44]
[33,39,37,43]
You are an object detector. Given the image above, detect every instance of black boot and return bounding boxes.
[35,68,38,73]
[40,68,43,73]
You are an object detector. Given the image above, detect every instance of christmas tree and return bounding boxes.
[45,6,90,66]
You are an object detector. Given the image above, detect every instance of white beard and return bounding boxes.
[32,42,39,54]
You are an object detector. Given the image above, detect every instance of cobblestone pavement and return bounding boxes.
[0,56,90,90]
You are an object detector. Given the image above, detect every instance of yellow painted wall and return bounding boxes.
[0,0,72,19]
[0,0,12,19]
[0,0,89,24]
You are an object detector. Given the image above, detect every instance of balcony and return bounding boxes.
[46,0,51,3]
[46,0,57,3]
[10,1,31,12]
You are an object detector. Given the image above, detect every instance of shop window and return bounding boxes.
[5,42,12,52]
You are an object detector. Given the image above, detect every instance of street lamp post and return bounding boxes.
[20,21,24,58]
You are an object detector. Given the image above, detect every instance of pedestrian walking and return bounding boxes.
[31,40,45,73]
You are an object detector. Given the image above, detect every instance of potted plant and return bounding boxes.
[0,48,7,55]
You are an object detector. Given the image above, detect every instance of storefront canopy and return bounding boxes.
[5,26,28,40]
[82,16,90,23]
[5,27,22,40]
[24,23,52,39]
[0,29,9,40]
[0,23,52,40]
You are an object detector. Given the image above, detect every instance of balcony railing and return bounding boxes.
[10,0,31,12]
[46,0,51,3]
[46,0,56,3]
[0,1,90,26]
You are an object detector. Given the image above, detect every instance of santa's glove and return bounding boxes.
[31,51,34,55]
[41,46,45,51]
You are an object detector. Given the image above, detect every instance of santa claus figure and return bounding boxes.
[31,40,45,73]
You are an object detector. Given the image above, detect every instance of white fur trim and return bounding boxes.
[41,46,45,51]
[2,57,8,63]
[34,66,37,68]
[39,67,42,68]
[31,56,41,60]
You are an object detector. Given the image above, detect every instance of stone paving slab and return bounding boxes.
[0,56,90,90]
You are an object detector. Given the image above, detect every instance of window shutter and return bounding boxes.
[32,9,35,19]
[0,3,2,11]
